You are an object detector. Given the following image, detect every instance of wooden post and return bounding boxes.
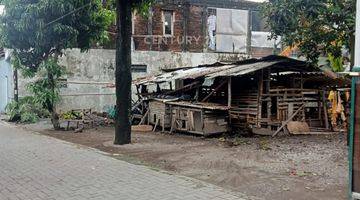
[272,104,306,137]
[195,87,200,101]
[228,77,232,107]
[201,109,204,131]
[257,70,264,126]
[300,73,306,121]
[169,105,173,130]
[153,118,159,132]
[318,91,323,126]
[322,90,330,129]
[162,115,165,132]
[266,69,271,128]
[139,109,149,125]
[228,77,232,128]
[136,85,141,99]
[288,103,294,118]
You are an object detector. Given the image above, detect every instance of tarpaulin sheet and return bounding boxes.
[207,15,216,50]
[216,35,247,53]
[216,8,248,53]
[251,31,280,48]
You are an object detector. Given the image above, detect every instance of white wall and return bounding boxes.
[0,58,13,113]
[18,49,247,112]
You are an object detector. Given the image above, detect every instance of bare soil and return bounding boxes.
[20,120,348,200]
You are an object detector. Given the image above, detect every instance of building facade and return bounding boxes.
[16,0,279,113]
[131,0,278,57]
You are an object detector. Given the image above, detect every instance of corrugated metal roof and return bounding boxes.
[206,61,279,79]
[133,56,318,85]
[133,65,236,85]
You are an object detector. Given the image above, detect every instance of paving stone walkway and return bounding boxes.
[0,121,247,200]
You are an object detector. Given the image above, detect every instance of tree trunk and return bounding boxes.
[350,34,355,71]
[114,0,132,145]
[47,71,60,130]
[50,106,60,130]
[14,68,19,103]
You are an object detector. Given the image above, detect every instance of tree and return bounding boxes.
[0,0,114,129]
[114,0,152,145]
[261,0,355,71]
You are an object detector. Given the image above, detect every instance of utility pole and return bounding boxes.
[349,0,360,199]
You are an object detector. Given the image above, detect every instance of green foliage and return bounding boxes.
[5,96,50,123]
[104,0,154,14]
[20,112,39,124]
[5,100,19,121]
[0,0,114,70]
[26,58,65,108]
[1,0,113,129]
[132,0,154,17]
[261,0,355,68]
[328,53,344,72]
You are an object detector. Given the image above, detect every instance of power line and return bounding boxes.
[44,2,92,28]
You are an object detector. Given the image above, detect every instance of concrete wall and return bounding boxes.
[18,49,247,112]
[0,58,13,113]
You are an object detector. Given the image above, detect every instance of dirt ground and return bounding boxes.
[20,120,348,200]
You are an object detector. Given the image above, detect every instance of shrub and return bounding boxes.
[5,96,50,123]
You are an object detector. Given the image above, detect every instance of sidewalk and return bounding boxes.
[0,121,247,200]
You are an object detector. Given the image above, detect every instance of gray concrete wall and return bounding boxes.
[0,58,13,113]
[19,49,247,112]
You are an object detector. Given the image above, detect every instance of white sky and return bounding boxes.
[0,5,4,15]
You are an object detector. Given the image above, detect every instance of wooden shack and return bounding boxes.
[133,55,350,136]
[148,99,172,131]
[229,70,346,135]
[166,101,229,136]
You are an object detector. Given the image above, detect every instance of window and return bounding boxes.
[58,78,68,88]
[251,11,269,32]
[163,11,174,36]
[131,65,147,73]
[132,12,135,34]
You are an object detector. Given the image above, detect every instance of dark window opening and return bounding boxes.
[58,78,68,88]
[261,101,267,118]
[271,96,277,118]
[163,11,173,35]
[131,65,147,73]
[181,120,186,129]
[251,11,269,32]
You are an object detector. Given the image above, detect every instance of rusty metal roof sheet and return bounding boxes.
[133,65,236,85]
[165,101,229,110]
[133,56,318,85]
[206,61,279,79]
